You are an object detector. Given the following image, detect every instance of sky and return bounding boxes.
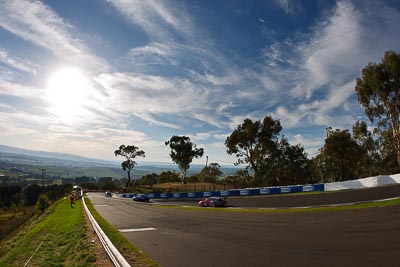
[0,0,400,166]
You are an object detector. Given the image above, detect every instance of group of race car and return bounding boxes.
[105,191,227,207]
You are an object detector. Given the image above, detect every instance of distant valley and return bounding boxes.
[0,145,240,179]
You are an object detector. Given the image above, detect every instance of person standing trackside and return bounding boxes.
[69,194,75,208]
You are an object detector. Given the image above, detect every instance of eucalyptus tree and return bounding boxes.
[200,162,223,184]
[158,171,181,184]
[319,128,361,181]
[278,138,311,185]
[355,50,400,169]
[165,135,204,184]
[114,145,145,187]
[225,115,282,186]
[141,173,158,187]
[352,121,380,177]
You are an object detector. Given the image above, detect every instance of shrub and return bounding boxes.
[37,194,50,213]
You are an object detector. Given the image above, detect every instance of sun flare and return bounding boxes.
[46,67,90,119]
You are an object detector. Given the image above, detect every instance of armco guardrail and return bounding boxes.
[82,195,131,267]
[121,183,324,199]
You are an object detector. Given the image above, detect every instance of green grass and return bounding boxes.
[84,196,159,266]
[157,197,400,213]
[0,198,97,266]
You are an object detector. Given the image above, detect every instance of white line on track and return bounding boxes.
[94,204,109,207]
[119,227,157,233]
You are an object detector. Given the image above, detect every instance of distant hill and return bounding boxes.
[0,145,242,177]
[0,144,115,166]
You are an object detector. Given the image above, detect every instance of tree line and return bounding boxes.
[0,184,72,212]
[115,51,400,188]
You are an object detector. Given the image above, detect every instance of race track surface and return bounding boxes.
[152,184,400,208]
[227,183,400,208]
[89,184,400,267]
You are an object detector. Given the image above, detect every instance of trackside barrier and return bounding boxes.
[121,183,325,199]
[325,173,400,191]
[82,194,131,267]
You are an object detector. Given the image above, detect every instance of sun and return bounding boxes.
[46,67,91,119]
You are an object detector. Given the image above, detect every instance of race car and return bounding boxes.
[133,194,150,202]
[198,197,227,207]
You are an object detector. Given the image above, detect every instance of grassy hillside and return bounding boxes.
[0,196,158,266]
[0,198,97,266]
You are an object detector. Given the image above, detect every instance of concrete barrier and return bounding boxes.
[325,173,400,191]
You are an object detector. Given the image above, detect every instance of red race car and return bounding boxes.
[198,197,227,207]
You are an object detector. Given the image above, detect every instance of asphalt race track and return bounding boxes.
[152,184,400,208]
[88,185,400,267]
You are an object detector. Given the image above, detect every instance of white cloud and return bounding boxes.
[0,80,46,99]
[137,113,182,130]
[204,73,235,86]
[292,133,322,147]
[257,0,400,133]
[192,113,224,129]
[108,0,192,41]
[290,1,400,100]
[273,106,304,128]
[37,127,148,161]
[320,80,355,112]
[130,42,173,57]
[0,48,38,74]
[228,115,257,130]
[190,132,212,141]
[213,133,230,141]
[122,42,179,69]
[290,1,361,98]
[284,80,356,128]
[0,106,152,160]
[274,0,302,14]
[0,0,108,72]
[288,134,323,157]
[118,40,224,80]
[94,71,216,128]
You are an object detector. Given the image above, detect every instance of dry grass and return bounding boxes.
[0,206,36,241]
